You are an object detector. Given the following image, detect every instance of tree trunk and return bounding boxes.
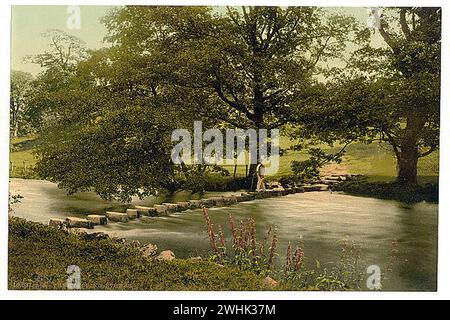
[396,146,419,184]
[394,112,425,185]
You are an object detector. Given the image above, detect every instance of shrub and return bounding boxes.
[336,178,438,203]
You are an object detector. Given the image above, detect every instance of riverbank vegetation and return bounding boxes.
[9,216,370,291]
[201,209,367,291]
[9,217,266,290]
[10,134,439,202]
[336,177,438,203]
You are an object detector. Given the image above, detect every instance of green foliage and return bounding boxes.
[103,6,361,130]
[291,147,345,180]
[25,29,88,130]
[8,192,23,214]
[8,217,265,290]
[10,70,34,136]
[290,8,440,184]
[9,216,367,291]
[336,177,438,203]
[28,6,363,198]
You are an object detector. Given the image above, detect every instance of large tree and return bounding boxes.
[103,6,362,176]
[25,29,87,130]
[293,7,440,184]
[30,7,371,198]
[10,70,33,137]
[377,7,440,184]
[32,30,211,200]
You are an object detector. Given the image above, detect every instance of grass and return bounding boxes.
[9,135,38,179]
[8,216,267,290]
[219,138,438,184]
[10,135,439,184]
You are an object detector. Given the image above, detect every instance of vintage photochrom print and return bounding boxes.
[7,4,440,293]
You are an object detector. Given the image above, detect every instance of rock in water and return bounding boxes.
[86,214,107,225]
[105,211,129,222]
[66,217,94,229]
[156,250,175,262]
[126,209,139,219]
[154,204,168,216]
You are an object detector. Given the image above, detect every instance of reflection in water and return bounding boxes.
[10,178,438,291]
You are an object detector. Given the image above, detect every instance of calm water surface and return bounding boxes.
[10,178,438,291]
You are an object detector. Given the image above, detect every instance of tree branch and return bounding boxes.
[400,8,411,40]
[378,18,397,52]
[419,145,438,157]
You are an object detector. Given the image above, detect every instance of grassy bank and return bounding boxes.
[9,217,366,291]
[8,217,266,290]
[10,135,438,185]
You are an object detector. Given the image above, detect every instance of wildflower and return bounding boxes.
[293,243,304,272]
[286,241,292,271]
[202,207,220,262]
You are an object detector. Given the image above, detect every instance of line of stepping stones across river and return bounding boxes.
[48,175,355,230]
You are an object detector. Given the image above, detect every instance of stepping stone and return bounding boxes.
[261,191,272,198]
[176,202,191,211]
[162,203,180,213]
[318,180,339,185]
[285,188,295,194]
[241,193,254,201]
[126,209,139,219]
[105,211,129,222]
[247,191,264,199]
[154,204,168,216]
[254,192,264,199]
[49,218,66,228]
[324,175,341,181]
[188,200,203,209]
[135,206,158,217]
[207,197,225,207]
[66,217,94,229]
[140,216,156,223]
[87,214,108,225]
[223,195,238,205]
[201,198,215,208]
[312,184,330,191]
[272,190,283,197]
[303,184,330,192]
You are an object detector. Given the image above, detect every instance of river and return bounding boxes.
[9,178,438,291]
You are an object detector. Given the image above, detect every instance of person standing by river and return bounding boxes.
[256,162,266,191]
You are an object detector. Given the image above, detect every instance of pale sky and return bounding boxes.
[11,5,113,75]
[11,6,383,76]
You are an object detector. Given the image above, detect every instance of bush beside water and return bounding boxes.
[335,177,438,203]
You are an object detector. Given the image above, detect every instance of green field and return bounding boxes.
[10,136,439,184]
[9,135,38,178]
[219,138,438,184]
